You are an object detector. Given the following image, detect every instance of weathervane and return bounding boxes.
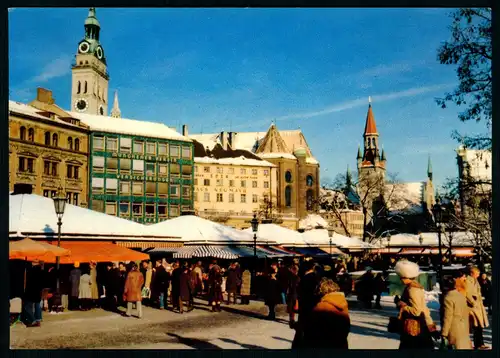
[368,96,372,104]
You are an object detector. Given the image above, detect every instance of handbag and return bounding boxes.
[141,287,150,298]
[387,316,402,334]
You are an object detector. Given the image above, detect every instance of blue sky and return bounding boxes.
[9,8,487,188]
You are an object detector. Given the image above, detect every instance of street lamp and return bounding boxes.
[327,227,335,257]
[387,235,391,253]
[52,187,67,293]
[251,213,259,275]
[431,197,445,291]
[419,234,423,246]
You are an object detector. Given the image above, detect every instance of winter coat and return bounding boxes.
[151,266,169,297]
[69,268,82,298]
[208,265,223,302]
[171,267,183,296]
[118,271,127,295]
[277,267,289,293]
[123,270,144,302]
[442,289,472,349]
[78,274,92,299]
[287,274,300,312]
[465,275,489,328]
[189,269,200,295]
[90,267,99,300]
[145,269,153,289]
[398,281,435,350]
[356,272,375,302]
[179,270,193,301]
[226,268,240,293]
[105,268,120,297]
[24,265,45,302]
[265,276,282,306]
[301,292,350,349]
[298,272,320,318]
[478,278,491,305]
[240,270,252,296]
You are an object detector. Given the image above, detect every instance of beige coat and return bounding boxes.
[90,267,99,300]
[442,290,472,349]
[400,282,434,327]
[465,276,489,328]
[145,269,153,289]
[240,270,251,296]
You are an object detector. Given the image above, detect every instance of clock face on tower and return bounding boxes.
[78,41,90,54]
[74,98,88,112]
[96,46,103,60]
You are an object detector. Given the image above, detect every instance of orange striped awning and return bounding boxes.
[115,241,183,249]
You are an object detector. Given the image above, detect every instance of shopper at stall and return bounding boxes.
[478,272,492,316]
[171,261,182,312]
[265,269,282,320]
[117,262,127,308]
[89,261,99,308]
[226,262,240,305]
[151,259,169,310]
[68,262,82,311]
[208,260,223,312]
[78,268,92,311]
[23,260,45,327]
[287,264,300,328]
[179,262,194,313]
[123,263,145,318]
[465,266,490,350]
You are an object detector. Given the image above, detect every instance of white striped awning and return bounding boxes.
[172,245,239,260]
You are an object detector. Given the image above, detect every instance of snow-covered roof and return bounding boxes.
[378,232,476,247]
[68,111,191,142]
[9,194,180,240]
[148,215,275,245]
[9,100,81,129]
[299,214,329,230]
[242,224,304,246]
[301,229,373,249]
[195,156,275,167]
[385,182,425,214]
[190,133,219,150]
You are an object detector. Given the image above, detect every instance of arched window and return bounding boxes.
[372,138,376,146]
[306,175,313,187]
[75,138,80,152]
[68,137,73,150]
[285,186,292,207]
[52,133,58,147]
[306,189,314,211]
[84,81,88,94]
[285,170,292,183]
[28,128,34,142]
[20,126,26,140]
[77,81,81,94]
[45,132,51,145]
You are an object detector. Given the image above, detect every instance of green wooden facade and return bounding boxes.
[88,131,194,223]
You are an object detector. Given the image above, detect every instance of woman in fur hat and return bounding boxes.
[394,260,436,350]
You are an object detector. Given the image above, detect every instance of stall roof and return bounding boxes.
[301,229,373,249]
[242,224,304,246]
[171,245,239,260]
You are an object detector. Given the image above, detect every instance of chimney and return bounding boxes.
[37,88,54,104]
[220,131,227,150]
[182,124,189,137]
[228,132,238,149]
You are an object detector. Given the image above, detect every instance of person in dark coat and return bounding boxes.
[265,269,282,320]
[373,272,387,309]
[23,261,45,327]
[170,261,183,312]
[68,262,82,311]
[277,260,290,305]
[287,264,300,328]
[208,260,223,312]
[117,262,127,308]
[478,273,492,315]
[151,260,169,310]
[104,263,120,312]
[299,278,350,349]
[179,262,194,313]
[225,263,240,305]
[356,267,375,309]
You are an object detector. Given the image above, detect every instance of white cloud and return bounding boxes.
[31,55,72,83]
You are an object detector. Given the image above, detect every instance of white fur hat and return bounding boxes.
[395,260,419,279]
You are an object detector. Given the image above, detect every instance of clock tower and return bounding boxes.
[71,8,109,116]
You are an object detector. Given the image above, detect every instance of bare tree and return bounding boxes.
[257,194,283,224]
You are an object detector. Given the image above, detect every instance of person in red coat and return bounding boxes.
[123,263,145,318]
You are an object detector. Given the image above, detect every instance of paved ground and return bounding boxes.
[10,296,492,349]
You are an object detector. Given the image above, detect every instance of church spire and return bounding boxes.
[110,91,121,118]
[364,98,378,136]
[346,165,352,188]
[427,155,433,181]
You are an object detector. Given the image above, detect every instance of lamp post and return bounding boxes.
[432,197,445,291]
[251,213,259,275]
[387,235,391,253]
[327,227,335,258]
[52,187,67,293]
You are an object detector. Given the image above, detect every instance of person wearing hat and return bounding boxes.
[465,266,489,350]
[68,262,82,311]
[394,260,436,350]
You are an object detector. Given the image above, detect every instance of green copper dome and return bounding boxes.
[85,8,100,27]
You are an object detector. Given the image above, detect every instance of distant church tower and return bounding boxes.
[110,91,121,118]
[71,8,109,116]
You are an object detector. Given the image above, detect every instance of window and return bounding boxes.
[158,164,168,176]
[204,179,210,186]
[228,168,234,174]
[216,179,223,186]
[106,137,118,152]
[68,137,73,150]
[132,182,143,195]
[28,128,34,142]
[92,177,104,194]
[193,192,198,202]
[217,167,223,174]
[93,156,105,173]
[84,81,88,94]
[133,140,144,154]
[285,186,292,207]
[146,182,156,196]
[306,175,314,187]
[204,192,210,202]
[132,203,143,216]
[44,132,51,145]
[306,189,314,210]
[264,181,269,189]
[229,193,234,203]
[252,169,258,175]
[51,162,58,176]
[133,160,144,174]
[194,166,198,173]
[107,158,118,173]
[120,181,130,195]
[52,133,58,147]
[285,171,292,183]
[252,181,258,188]
[263,169,269,176]
[74,166,79,179]
[19,157,34,173]
[203,167,210,173]
[170,145,180,157]
[20,126,26,140]
[106,178,118,194]
[43,190,50,197]
[120,159,131,174]
[120,137,132,152]
[44,161,51,175]
[182,146,191,159]
[146,162,155,176]
[241,168,246,175]
[158,143,168,155]
[193,178,198,186]
[146,142,156,155]
[119,202,130,215]
[170,185,179,197]
[182,165,192,177]
[92,200,104,212]
[75,138,80,151]
[229,180,234,187]
[182,186,191,198]
[93,136,104,150]
[253,194,258,203]
[217,193,223,202]
[158,205,167,217]
[158,183,169,197]
[170,205,180,217]
[66,164,74,178]
[105,202,117,215]
[77,81,81,94]
[170,164,180,177]
[241,194,246,203]
[145,204,155,217]
[241,180,246,188]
